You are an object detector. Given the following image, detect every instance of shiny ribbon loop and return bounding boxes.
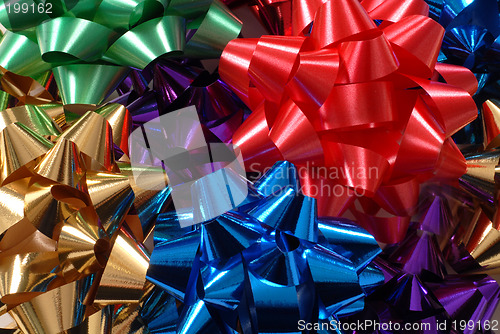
[220,0,477,243]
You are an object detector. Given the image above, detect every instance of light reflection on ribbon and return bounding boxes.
[220,0,478,244]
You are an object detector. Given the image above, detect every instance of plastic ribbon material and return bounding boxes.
[460,148,500,217]
[111,59,251,144]
[340,186,500,332]
[0,66,55,106]
[347,270,500,333]
[456,99,500,271]
[0,0,242,104]
[146,161,384,333]
[0,101,172,333]
[219,0,478,244]
[445,160,500,275]
[222,0,293,36]
[0,57,250,160]
[425,0,500,148]
[481,99,500,150]
[426,0,500,96]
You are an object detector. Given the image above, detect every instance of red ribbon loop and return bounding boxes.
[310,0,377,49]
[316,81,396,131]
[337,31,398,83]
[361,0,429,22]
[248,36,306,104]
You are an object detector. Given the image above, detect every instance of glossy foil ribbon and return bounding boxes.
[427,0,500,94]
[219,0,478,244]
[222,0,294,36]
[0,102,169,333]
[111,58,251,144]
[0,0,242,104]
[425,0,500,148]
[341,185,500,332]
[448,147,500,275]
[146,161,384,333]
[452,98,500,273]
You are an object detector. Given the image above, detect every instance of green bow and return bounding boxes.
[0,0,241,104]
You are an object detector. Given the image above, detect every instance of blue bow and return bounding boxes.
[145,161,383,333]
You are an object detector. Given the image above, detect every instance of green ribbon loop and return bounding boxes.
[53,64,130,104]
[104,16,184,69]
[166,0,211,18]
[0,31,50,76]
[0,0,242,104]
[184,0,242,58]
[93,0,166,32]
[37,17,115,63]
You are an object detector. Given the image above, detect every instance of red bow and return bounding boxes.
[220,0,477,243]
